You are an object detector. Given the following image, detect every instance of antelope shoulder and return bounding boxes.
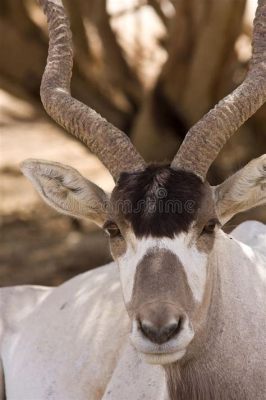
[1,263,130,400]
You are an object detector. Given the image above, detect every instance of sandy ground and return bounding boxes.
[0,89,113,287]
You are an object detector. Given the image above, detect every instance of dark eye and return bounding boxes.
[202,219,219,235]
[103,221,121,238]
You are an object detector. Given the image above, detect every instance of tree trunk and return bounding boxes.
[131,0,247,165]
[0,0,134,130]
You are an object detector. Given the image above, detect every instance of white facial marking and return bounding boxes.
[117,238,152,303]
[163,233,208,303]
[117,233,208,304]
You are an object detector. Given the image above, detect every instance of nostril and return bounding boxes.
[139,316,184,344]
[166,317,183,339]
[163,321,180,341]
[139,320,155,340]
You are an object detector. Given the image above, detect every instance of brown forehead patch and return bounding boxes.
[112,165,205,238]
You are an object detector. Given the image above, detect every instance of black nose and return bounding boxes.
[139,318,183,344]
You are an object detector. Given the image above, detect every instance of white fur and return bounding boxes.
[117,238,153,303]
[0,263,167,400]
[118,233,208,304]
[101,341,167,399]
[159,234,208,303]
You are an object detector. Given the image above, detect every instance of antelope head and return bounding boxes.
[21,0,266,365]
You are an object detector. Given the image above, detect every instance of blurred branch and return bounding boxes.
[83,0,143,110]
[0,0,47,96]
[181,0,246,123]
[160,0,246,124]
[112,1,147,19]
[1,0,45,40]
[0,0,133,130]
[148,0,168,27]
[64,0,93,63]
[131,0,247,164]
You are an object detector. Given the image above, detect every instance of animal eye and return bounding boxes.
[103,221,121,238]
[202,219,219,235]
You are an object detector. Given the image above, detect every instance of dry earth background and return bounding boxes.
[0,0,265,288]
[0,90,113,286]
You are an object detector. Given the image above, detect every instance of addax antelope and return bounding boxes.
[0,0,266,399]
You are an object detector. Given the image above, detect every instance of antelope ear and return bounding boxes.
[213,155,266,225]
[20,159,109,227]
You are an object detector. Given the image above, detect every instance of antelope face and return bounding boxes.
[107,165,219,365]
[22,155,265,365]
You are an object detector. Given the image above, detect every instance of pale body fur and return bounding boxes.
[0,221,265,400]
[167,224,266,399]
[0,264,166,400]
